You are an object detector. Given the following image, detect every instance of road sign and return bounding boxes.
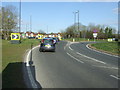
[93,29,98,33]
[11,33,20,40]
[93,33,97,38]
[38,34,43,39]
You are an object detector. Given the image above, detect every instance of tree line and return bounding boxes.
[0,5,119,40]
[61,23,118,39]
[0,5,18,40]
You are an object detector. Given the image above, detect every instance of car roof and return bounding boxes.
[43,38,53,40]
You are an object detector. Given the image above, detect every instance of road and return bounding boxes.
[26,41,119,88]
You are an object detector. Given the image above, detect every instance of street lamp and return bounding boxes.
[30,15,32,32]
[75,10,80,38]
[77,10,79,32]
[19,0,21,33]
[73,10,80,38]
[73,11,77,38]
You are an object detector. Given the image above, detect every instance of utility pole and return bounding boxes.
[77,10,79,32]
[30,15,32,32]
[47,25,48,34]
[76,10,80,38]
[73,11,77,38]
[19,0,21,33]
[26,24,27,32]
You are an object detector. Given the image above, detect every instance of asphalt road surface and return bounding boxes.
[28,41,119,88]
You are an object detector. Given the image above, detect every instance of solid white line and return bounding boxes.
[69,46,73,51]
[110,75,120,80]
[86,44,119,58]
[64,41,70,50]
[92,65,118,70]
[27,67,38,88]
[66,52,84,63]
[26,45,39,66]
[76,52,106,64]
[25,45,40,88]
[26,50,31,66]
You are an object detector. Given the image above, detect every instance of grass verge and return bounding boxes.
[90,42,119,55]
[64,38,119,55]
[2,39,40,88]
[63,38,107,42]
[2,39,40,71]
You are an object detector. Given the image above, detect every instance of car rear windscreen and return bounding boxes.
[43,39,53,44]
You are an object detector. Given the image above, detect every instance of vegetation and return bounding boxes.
[63,38,107,42]
[61,23,118,39]
[0,5,18,40]
[91,42,119,55]
[2,39,40,71]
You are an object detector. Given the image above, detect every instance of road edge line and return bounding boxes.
[25,45,40,88]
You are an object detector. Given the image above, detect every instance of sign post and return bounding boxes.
[93,33,97,42]
[93,29,98,42]
[11,33,21,44]
[38,34,43,40]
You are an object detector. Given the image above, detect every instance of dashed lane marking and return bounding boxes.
[69,46,73,51]
[92,65,118,70]
[76,52,106,64]
[110,75,120,80]
[66,52,84,63]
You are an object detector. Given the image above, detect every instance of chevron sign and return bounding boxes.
[11,33,20,40]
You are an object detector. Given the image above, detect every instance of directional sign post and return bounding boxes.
[38,34,43,40]
[11,33,21,44]
[93,29,98,42]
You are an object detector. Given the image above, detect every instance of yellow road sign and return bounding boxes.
[11,33,20,40]
[38,34,43,39]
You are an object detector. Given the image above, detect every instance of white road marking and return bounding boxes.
[69,46,73,51]
[27,67,38,88]
[66,52,84,63]
[86,44,119,58]
[25,45,40,88]
[76,52,106,64]
[26,45,39,66]
[64,41,70,50]
[110,75,120,80]
[92,65,118,70]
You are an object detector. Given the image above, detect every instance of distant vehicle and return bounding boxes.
[39,38,55,52]
[52,37,59,44]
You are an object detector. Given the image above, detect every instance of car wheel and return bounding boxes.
[39,48,42,52]
[52,49,55,52]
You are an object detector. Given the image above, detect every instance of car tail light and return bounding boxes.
[52,40,54,43]
[41,39,44,43]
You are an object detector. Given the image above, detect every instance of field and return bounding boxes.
[2,39,40,71]
[91,42,119,55]
[64,38,107,42]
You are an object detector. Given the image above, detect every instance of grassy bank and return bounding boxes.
[64,38,119,55]
[63,38,107,42]
[90,42,119,55]
[2,39,40,71]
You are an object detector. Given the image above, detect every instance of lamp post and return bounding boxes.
[19,0,21,33]
[73,11,77,38]
[76,10,80,38]
[30,15,32,32]
[73,10,80,38]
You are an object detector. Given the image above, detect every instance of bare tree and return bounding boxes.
[38,29,46,34]
[1,5,18,40]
